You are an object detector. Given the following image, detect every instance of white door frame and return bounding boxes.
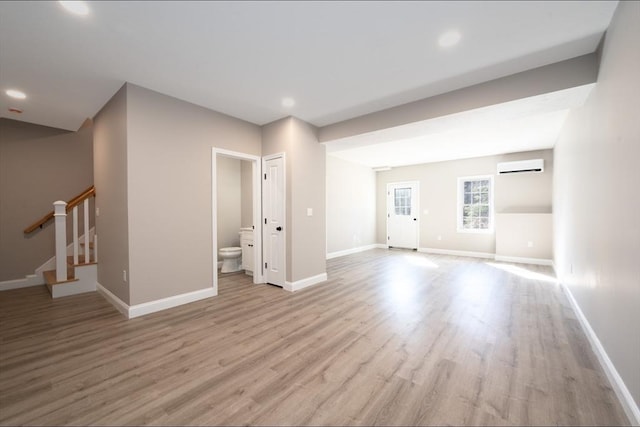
[262,152,286,287]
[386,181,420,249]
[212,148,263,295]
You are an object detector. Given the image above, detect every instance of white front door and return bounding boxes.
[387,181,419,249]
[263,155,285,287]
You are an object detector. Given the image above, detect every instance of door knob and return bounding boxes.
[413,218,417,221]
[276,226,282,231]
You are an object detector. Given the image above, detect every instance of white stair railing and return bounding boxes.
[53,201,67,282]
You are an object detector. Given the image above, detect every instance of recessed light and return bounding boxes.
[438,30,461,48]
[281,97,295,108]
[59,1,90,16]
[6,89,26,99]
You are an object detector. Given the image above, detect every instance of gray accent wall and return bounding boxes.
[376,149,553,256]
[554,0,640,408]
[0,118,93,282]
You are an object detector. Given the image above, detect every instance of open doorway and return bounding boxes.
[212,148,262,295]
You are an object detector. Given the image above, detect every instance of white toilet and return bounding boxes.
[219,247,242,273]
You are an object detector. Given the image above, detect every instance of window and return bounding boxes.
[394,187,412,216]
[457,175,494,233]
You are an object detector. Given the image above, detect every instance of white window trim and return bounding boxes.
[456,174,494,234]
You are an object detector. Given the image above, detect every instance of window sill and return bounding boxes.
[456,228,494,234]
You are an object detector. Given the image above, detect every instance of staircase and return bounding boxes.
[43,244,97,298]
[25,186,98,298]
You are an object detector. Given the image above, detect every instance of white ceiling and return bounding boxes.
[0,1,617,133]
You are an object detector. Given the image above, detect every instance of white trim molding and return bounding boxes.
[418,247,494,259]
[0,274,42,291]
[327,244,382,260]
[97,283,217,319]
[494,255,553,266]
[284,273,328,292]
[561,283,640,425]
[97,282,129,317]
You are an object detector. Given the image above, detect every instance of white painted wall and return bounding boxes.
[554,1,640,411]
[326,155,376,255]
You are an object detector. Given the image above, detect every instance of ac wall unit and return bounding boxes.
[497,159,544,174]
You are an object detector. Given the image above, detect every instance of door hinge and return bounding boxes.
[264,173,267,180]
[265,262,267,268]
[387,213,390,218]
[387,236,390,240]
[264,218,267,224]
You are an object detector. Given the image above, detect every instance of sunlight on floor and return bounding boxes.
[404,254,439,269]
[486,262,557,283]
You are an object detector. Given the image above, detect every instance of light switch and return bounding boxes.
[423,209,429,215]
[527,241,533,247]
[307,208,313,217]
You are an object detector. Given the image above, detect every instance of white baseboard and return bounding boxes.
[96,282,129,317]
[494,255,553,266]
[327,244,382,260]
[129,287,217,319]
[284,272,328,292]
[97,283,217,319]
[418,247,495,259]
[0,274,42,291]
[561,282,640,425]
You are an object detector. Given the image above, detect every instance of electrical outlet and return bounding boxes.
[423,209,429,215]
[437,235,442,241]
[527,241,533,248]
[96,207,100,216]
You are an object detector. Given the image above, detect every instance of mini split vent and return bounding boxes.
[497,159,544,174]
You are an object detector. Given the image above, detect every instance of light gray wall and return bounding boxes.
[319,54,599,143]
[554,0,640,408]
[376,149,553,255]
[262,116,327,283]
[125,84,261,305]
[0,118,93,282]
[217,156,241,256]
[326,155,376,255]
[93,85,130,304]
[240,159,253,228]
[290,117,326,282]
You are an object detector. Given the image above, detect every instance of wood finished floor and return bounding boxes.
[0,249,629,426]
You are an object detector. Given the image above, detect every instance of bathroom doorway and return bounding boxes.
[212,148,262,295]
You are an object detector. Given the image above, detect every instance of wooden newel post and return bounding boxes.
[53,201,67,282]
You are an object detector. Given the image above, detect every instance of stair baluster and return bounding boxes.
[53,201,67,282]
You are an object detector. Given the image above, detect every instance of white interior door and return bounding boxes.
[263,155,285,287]
[387,181,419,249]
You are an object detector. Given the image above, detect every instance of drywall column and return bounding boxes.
[93,84,130,304]
[262,116,327,285]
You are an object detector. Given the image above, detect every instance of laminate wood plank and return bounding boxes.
[0,249,630,426]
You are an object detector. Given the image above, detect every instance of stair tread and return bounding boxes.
[43,269,77,286]
[79,241,95,248]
